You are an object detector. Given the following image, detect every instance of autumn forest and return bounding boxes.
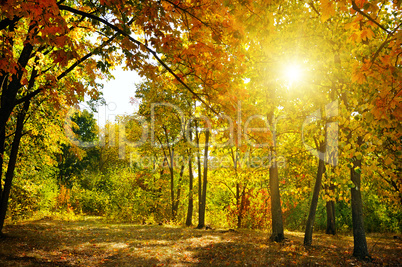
[0,0,401,265]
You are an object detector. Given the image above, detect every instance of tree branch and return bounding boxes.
[162,0,211,30]
[15,28,122,106]
[58,4,219,116]
[351,1,391,34]
[0,16,20,31]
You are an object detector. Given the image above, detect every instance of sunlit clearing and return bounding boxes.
[284,64,303,84]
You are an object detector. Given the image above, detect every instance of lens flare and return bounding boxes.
[284,64,302,83]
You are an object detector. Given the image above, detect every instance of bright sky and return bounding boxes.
[85,62,302,128]
[87,66,142,127]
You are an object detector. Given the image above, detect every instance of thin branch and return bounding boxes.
[0,16,20,31]
[58,4,219,116]
[370,37,395,65]
[351,0,391,34]
[308,1,320,17]
[57,33,119,81]
[15,29,121,106]
[162,0,211,29]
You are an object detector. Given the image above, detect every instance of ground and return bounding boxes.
[0,217,401,266]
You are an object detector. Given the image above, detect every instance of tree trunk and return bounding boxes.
[172,164,184,219]
[169,154,175,220]
[269,156,284,242]
[350,149,371,260]
[326,200,336,235]
[0,100,30,233]
[268,113,285,242]
[0,127,5,200]
[236,183,241,229]
[236,183,248,229]
[186,152,194,226]
[304,156,326,246]
[195,122,202,228]
[197,129,209,229]
[325,169,336,235]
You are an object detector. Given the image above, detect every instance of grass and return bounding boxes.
[0,217,401,266]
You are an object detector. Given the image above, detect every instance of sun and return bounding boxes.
[283,63,303,84]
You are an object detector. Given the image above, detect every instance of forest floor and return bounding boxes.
[0,217,401,266]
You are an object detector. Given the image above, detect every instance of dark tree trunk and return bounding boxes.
[350,147,371,260]
[231,148,243,229]
[197,129,209,229]
[325,169,336,235]
[169,154,175,220]
[195,123,202,228]
[326,200,336,235]
[304,156,326,246]
[172,164,184,220]
[0,100,30,233]
[0,31,33,206]
[269,157,284,242]
[186,127,194,226]
[304,115,328,246]
[325,201,336,235]
[267,113,285,242]
[236,183,247,229]
[236,183,241,229]
[185,152,194,226]
[0,126,5,201]
[160,127,177,221]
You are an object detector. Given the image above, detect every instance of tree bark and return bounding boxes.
[0,127,5,201]
[350,144,371,260]
[0,100,30,233]
[269,155,284,242]
[326,200,336,235]
[304,155,326,246]
[169,152,175,220]
[173,164,184,218]
[197,129,209,229]
[195,122,202,227]
[236,183,241,228]
[186,152,194,226]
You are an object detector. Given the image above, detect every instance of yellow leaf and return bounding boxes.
[320,0,335,22]
[384,157,393,166]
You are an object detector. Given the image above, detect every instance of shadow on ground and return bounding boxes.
[0,217,401,266]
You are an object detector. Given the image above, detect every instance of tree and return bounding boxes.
[0,0,244,232]
[185,138,194,226]
[197,125,210,229]
[58,109,99,187]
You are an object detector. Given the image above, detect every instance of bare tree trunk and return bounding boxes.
[0,127,5,201]
[195,122,202,227]
[304,155,326,246]
[169,150,176,220]
[269,156,284,242]
[326,200,336,235]
[267,112,285,242]
[186,152,194,226]
[236,183,241,228]
[172,164,184,220]
[0,100,30,233]
[197,129,209,229]
[350,139,371,260]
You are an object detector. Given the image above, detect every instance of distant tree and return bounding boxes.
[57,110,99,187]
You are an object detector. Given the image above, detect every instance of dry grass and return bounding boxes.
[0,217,401,266]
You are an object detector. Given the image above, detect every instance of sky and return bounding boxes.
[84,66,142,127]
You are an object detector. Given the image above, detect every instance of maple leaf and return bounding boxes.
[320,0,336,22]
